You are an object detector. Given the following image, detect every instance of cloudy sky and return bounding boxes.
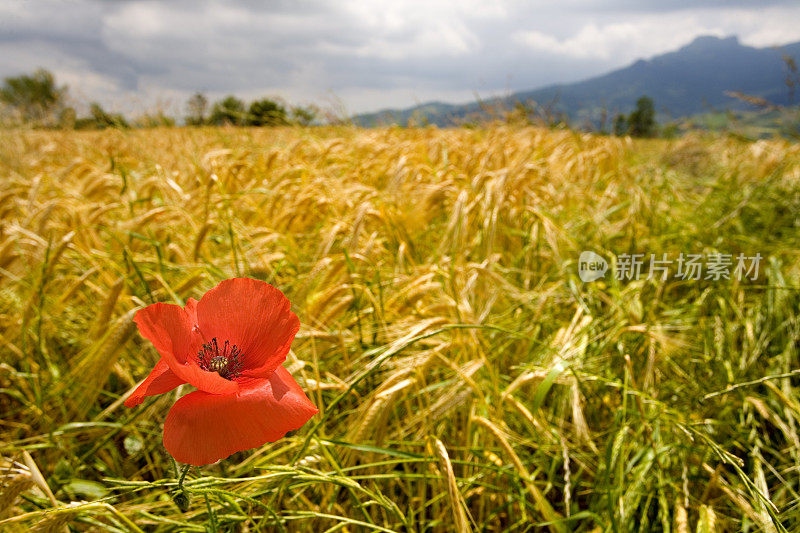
[1,0,799,116]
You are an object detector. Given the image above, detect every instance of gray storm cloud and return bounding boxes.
[0,0,798,114]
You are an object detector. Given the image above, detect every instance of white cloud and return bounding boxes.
[514,19,726,61]
[719,6,800,47]
[349,21,479,60]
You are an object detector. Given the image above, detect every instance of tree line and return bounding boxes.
[0,69,317,129]
[497,96,658,137]
[612,96,657,137]
[1,68,659,135]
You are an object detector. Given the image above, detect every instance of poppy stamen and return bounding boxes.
[197,337,243,380]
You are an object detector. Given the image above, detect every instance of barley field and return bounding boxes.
[1,125,800,532]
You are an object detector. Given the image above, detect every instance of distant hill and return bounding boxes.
[355,35,800,128]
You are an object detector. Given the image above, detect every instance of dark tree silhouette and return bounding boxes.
[628,96,656,137]
[613,113,629,136]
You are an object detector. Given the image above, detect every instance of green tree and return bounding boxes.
[75,102,128,129]
[135,111,175,128]
[613,113,628,136]
[0,68,67,126]
[290,105,317,126]
[185,93,208,126]
[628,96,656,137]
[209,96,246,126]
[247,98,287,126]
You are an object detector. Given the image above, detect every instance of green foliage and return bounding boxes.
[783,54,799,104]
[628,95,657,137]
[209,95,247,126]
[0,68,67,126]
[681,105,800,139]
[0,73,317,130]
[74,102,129,129]
[247,98,287,126]
[661,122,679,138]
[290,105,318,126]
[134,112,176,128]
[204,96,316,127]
[613,113,628,136]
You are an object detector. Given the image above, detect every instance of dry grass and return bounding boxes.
[1,125,800,531]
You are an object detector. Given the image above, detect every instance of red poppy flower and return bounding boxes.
[124,278,318,466]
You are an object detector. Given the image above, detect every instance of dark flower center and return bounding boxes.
[197,338,243,380]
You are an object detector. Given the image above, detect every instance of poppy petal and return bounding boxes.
[174,361,240,395]
[184,297,199,322]
[135,302,238,395]
[134,302,195,364]
[124,358,185,407]
[196,278,300,378]
[163,366,318,466]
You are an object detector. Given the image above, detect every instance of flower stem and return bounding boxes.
[172,463,192,512]
[178,463,191,491]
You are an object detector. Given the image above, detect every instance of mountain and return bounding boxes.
[354,36,800,128]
